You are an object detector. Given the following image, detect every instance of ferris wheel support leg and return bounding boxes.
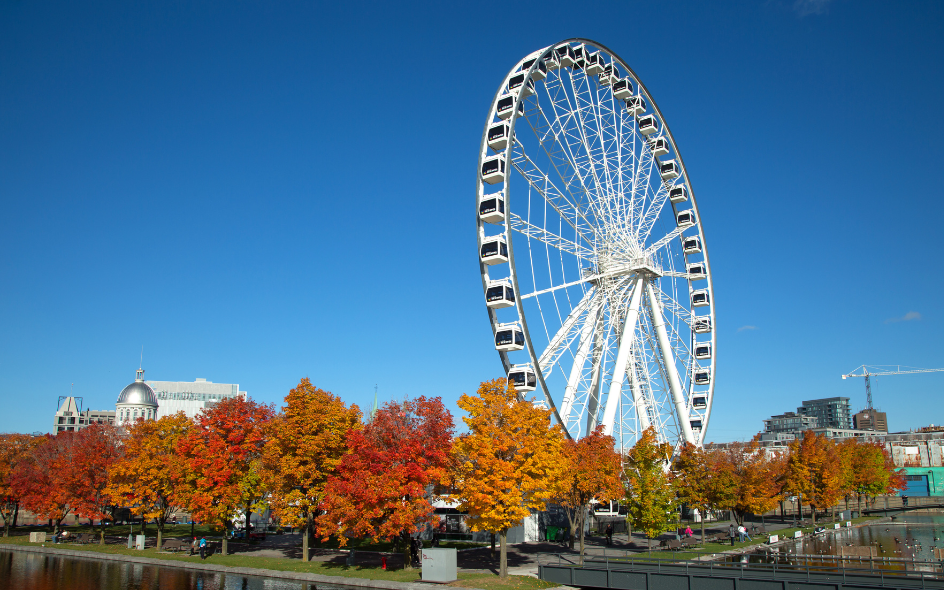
[585,310,606,434]
[602,276,647,437]
[561,301,600,428]
[645,282,696,445]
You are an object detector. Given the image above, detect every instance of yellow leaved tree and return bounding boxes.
[450,378,564,578]
[259,378,361,561]
[623,427,676,551]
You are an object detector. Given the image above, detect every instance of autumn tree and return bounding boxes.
[785,431,841,525]
[713,439,781,526]
[68,424,124,543]
[671,443,712,543]
[450,379,564,578]
[319,396,454,568]
[11,434,76,534]
[177,397,274,556]
[850,441,905,510]
[623,427,676,551]
[549,425,622,562]
[107,413,192,549]
[0,433,43,537]
[260,379,361,562]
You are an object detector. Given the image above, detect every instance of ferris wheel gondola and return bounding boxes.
[475,38,717,451]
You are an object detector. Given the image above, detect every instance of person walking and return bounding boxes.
[605,523,613,546]
[190,537,198,556]
[199,536,207,559]
[728,524,736,546]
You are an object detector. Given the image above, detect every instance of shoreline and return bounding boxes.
[0,544,456,590]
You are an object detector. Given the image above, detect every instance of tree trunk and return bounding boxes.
[578,508,586,565]
[565,507,577,550]
[700,515,706,545]
[402,534,412,570]
[156,526,163,552]
[221,533,228,556]
[499,529,508,578]
[647,536,651,553]
[302,521,310,562]
[490,532,495,555]
[811,505,816,526]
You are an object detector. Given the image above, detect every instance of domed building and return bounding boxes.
[115,367,159,426]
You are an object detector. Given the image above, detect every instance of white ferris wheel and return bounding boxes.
[476,39,716,451]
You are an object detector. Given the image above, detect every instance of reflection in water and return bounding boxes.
[0,550,337,590]
[734,513,944,573]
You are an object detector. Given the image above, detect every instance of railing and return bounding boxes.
[540,554,944,589]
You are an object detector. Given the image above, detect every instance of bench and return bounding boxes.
[161,538,190,553]
[664,540,682,551]
[75,533,93,544]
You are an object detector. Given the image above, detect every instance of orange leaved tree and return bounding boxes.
[671,442,713,543]
[714,439,781,526]
[260,378,361,562]
[450,379,564,578]
[0,433,43,537]
[177,397,274,555]
[319,396,454,568]
[785,431,841,525]
[623,427,676,551]
[550,425,622,562]
[107,413,192,549]
[68,423,124,543]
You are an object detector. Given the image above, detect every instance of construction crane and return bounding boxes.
[842,365,944,409]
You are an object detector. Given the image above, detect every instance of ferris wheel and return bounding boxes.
[476,39,716,451]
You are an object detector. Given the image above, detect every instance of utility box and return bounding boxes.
[29,532,46,543]
[135,534,146,550]
[422,548,457,583]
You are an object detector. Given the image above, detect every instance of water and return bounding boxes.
[733,513,944,573]
[0,549,350,590]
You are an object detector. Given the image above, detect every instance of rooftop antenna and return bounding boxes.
[135,346,145,382]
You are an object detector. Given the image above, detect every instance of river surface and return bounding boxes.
[0,549,350,590]
[734,513,944,572]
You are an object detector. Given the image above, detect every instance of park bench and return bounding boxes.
[161,538,189,553]
[75,533,93,544]
[681,537,698,547]
[664,540,682,551]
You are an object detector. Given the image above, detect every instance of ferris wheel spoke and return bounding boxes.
[527,76,598,207]
[644,282,695,444]
[509,140,596,244]
[643,226,687,259]
[508,213,595,263]
[536,288,597,373]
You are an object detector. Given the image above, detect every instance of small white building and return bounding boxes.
[115,368,159,427]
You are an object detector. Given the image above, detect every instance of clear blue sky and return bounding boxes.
[2,0,942,439]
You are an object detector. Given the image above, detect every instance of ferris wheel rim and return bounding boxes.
[476,38,716,446]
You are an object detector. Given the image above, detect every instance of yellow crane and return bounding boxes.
[841,365,944,409]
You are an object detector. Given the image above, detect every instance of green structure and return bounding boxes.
[899,467,944,496]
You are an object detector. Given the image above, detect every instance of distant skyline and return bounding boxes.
[2,0,942,439]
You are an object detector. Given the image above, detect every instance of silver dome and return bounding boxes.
[116,380,158,407]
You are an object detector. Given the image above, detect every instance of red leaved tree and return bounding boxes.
[550,425,622,561]
[11,434,76,534]
[69,423,124,543]
[318,396,454,568]
[176,397,274,556]
[0,433,44,537]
